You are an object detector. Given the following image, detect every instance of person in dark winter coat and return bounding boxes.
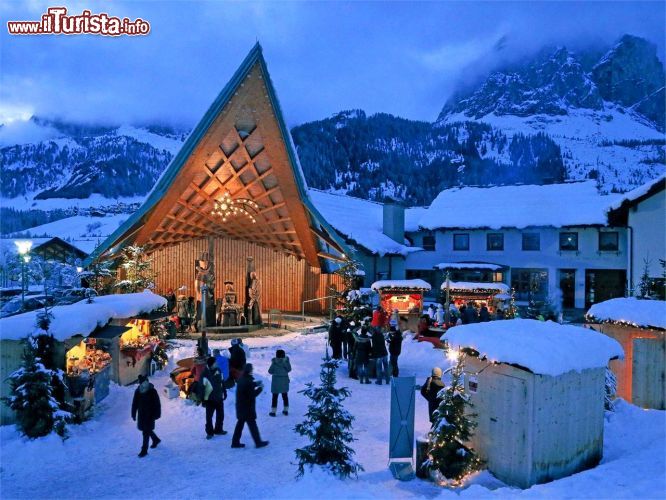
[202,357,228,439]
[131,375,161,457]
[268,349,291,416]
[229,338,247,380]
[387,327,403,377]
[354,328,372,384]
[328,316,344,359]
[165,289,176,313]
[459,304,468,324]
[232,363,269,449]
[465,302,479,324]
[479,303,490,322]
[420,367,445,423]
[371,328,390,385]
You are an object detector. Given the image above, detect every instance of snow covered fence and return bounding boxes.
[443,319,623,488]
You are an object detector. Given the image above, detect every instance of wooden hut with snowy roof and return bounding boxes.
[444,319,623,489]
[586,297,665,409]
[85,44,351,318]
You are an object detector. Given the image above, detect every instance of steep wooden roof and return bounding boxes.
[87,44,348,269]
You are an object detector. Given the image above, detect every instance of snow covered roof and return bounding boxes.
[371,279,432,291]
[405,206,428,232]
[445,319,623,376]
[0,291,167,342]
[586,298,666,330]
[1,237,89,257]
[308,189,421,256]
[441,281,509,292]
[436,262,504,270]
[419,182,620,230]
[609,174,666,210]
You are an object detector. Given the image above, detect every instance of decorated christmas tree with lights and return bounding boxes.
[114,245,156,293]
[425,352,482,484]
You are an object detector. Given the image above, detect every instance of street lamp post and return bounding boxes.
[15,241,33,307]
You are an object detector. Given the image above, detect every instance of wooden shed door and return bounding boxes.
[632,338,666,410]
[487,373,529,484]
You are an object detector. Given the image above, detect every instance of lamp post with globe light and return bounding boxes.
[15,241,32,307]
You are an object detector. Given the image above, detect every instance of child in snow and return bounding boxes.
[268,349,292,416]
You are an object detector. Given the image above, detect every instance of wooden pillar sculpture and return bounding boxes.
[244,256,262,325]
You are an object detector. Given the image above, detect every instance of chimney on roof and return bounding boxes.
[383,202,405,244]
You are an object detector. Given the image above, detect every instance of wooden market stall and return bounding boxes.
[445,319,623,489]
[440,280,510,315]
[586,297,666,409]
[370,279,431,331]
[0,292,168,425]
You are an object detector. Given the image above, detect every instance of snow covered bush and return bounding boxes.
[425,353,482,484]
[294,356,363,479]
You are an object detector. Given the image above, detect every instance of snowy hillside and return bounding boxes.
[0,117,185,201]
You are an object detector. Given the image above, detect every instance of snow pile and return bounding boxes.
[586,297,666,330]
[441,281,509,292]
[0,291,167,342]
[436,262,503,270]
[445,319,623,376]
[308,189,421,256]
[419,182,620,230]
[371,279,431,291]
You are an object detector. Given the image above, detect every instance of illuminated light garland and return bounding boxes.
[210,190,260,224]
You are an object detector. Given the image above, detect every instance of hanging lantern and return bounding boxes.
[210,191,260,223]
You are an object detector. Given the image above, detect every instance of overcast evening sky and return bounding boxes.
[0,0,664,130]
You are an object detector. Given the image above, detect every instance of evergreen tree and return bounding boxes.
[3,303,70,438]
[294,356,363,479]
[334,259,371,326]
[80,258,114,294]
[425,353,482,484]
[114,245,156,293]
[637,257,652,298]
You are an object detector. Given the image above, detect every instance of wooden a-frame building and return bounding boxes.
[87,44,350,313]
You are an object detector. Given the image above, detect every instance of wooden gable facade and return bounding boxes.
[87,44,349,313]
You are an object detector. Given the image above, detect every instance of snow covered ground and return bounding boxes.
[1,332,664,499]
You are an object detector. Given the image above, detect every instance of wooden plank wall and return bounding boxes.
[149,238,344,314]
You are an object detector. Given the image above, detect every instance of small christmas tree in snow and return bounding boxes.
[294,355,363,479]
[506,287,518,319]
[637,257,652,298]
[425,352,482,485]
[3,302,71,438]
[114,245,156,293]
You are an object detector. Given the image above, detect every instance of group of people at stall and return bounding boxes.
[132,334,295,457]
[328,307,404,386]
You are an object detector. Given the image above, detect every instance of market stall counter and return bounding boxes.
[370,279,432,332]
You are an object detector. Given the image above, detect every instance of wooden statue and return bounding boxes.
[244,257,262,325]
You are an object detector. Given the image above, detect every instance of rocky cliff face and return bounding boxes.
[440,47,603,119]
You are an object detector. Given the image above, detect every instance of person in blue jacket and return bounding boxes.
[213,348,230,382]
